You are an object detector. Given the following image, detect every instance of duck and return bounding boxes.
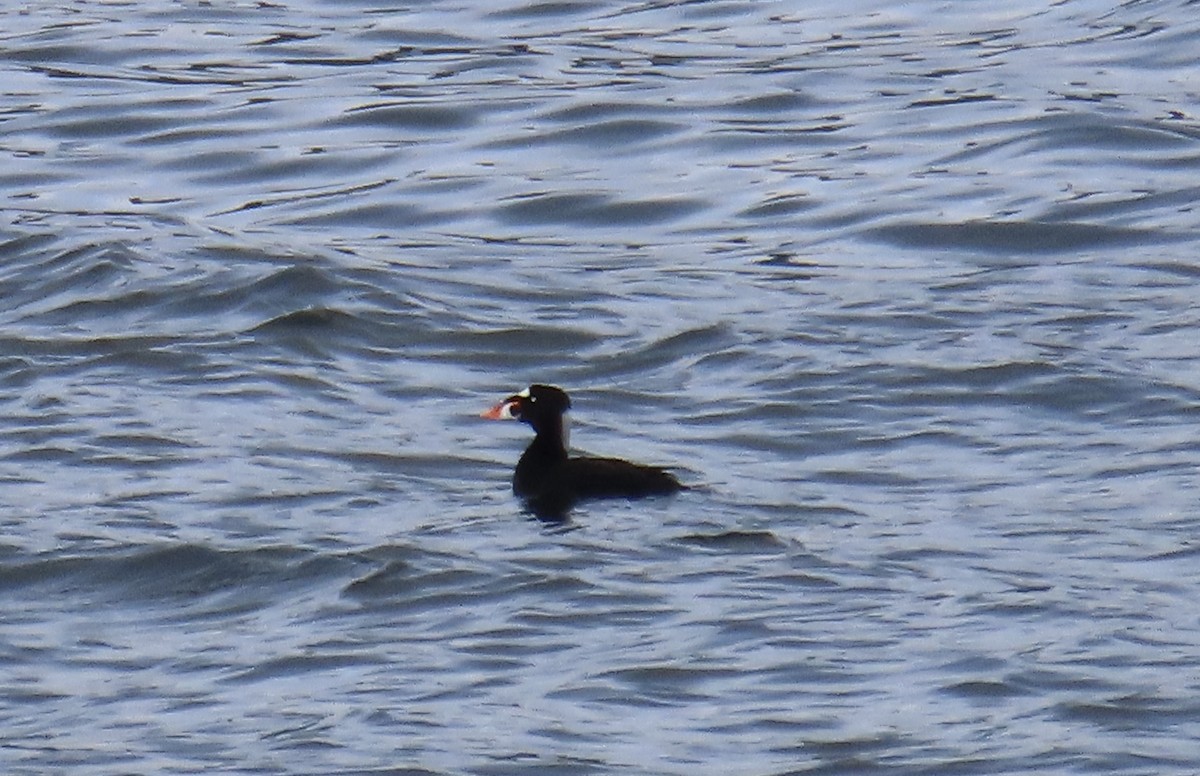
[481,384,683,518]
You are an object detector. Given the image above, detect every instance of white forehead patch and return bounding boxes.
[517,387,531,398]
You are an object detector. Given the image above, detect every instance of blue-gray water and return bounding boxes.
[3,1,1199,773]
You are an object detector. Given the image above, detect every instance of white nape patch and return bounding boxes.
[560,412,570,452]
[517,387,531,398]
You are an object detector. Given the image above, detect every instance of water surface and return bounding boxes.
[2,1,1199,773]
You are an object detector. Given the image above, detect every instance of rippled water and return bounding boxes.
[3,1,1199,773]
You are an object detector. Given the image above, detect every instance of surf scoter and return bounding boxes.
[481,384,683,518]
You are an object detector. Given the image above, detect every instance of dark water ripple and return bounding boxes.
[3,0,1200,774]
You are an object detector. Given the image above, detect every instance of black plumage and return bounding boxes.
[482,384,682,519]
